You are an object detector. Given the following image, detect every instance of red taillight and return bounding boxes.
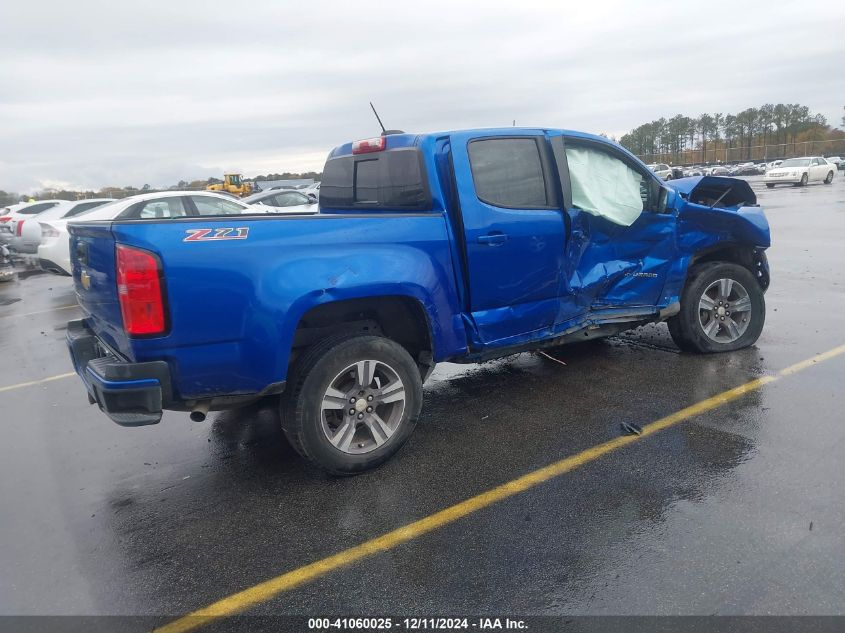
[0,216,10,223]
[352,136,386,154]
[16,220,24,237]
[116,244,166,336]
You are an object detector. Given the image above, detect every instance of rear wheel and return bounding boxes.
[765,183,775,189]
[824,171,834,184]
[668,262,765,353]
[281,334,423,475]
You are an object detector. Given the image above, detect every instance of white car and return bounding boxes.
[39,191,281,276]
[826,156,844,170]
[241,189,319,211]
[304,182,321,200]
[764,156,836,188]
[647,163,672,180]
[0,200,63,249]
[16,199,115,256]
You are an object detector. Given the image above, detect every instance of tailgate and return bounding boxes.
[68,222,128,356]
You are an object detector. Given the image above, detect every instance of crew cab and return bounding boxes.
[67,128,771,474]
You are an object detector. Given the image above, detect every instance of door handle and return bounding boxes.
[477,232,508,246]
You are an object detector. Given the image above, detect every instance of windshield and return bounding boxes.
[780,158,810,167]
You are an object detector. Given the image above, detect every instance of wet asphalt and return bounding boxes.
[1,176,844,627]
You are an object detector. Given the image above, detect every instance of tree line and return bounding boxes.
[619,103,845,165]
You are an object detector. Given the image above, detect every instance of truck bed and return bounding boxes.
[69,212,466,402]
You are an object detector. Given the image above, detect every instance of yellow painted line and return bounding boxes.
[155,343,845,633]
[0,372,76,394]
[778,343,845,376]
[0,304,79,319]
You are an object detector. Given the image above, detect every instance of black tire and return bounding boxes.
[667,262,765,353]
[765,183,775,189]
[795,173,808,187]
[281,334,423,475]
[824,171,834,184]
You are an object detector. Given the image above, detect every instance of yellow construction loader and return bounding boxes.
[206,173,253,197]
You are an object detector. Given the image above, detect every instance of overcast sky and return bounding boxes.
[1,0,843,193]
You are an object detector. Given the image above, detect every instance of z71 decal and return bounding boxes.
[183,227,249,242]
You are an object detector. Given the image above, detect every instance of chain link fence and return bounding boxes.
[637,138,845,166]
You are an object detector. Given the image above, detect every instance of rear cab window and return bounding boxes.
[320,145,431,211]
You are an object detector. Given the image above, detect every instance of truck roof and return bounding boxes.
[327,127,614,159]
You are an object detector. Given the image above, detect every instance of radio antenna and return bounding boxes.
[370,102,387,134]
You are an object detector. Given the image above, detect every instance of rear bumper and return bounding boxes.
[39,257,71,276]
[66,319,171,426]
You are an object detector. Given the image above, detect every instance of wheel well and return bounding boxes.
[291,296,434,374]
[691,245,769,291]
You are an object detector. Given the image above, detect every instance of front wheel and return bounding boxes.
[794,173,808,187]
[765,183,775,188]
[668,262,765,353]
[281,334,423,475]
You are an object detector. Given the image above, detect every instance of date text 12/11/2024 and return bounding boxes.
[307,617,528,630]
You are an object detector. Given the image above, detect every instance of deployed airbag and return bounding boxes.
[566,146,644,226]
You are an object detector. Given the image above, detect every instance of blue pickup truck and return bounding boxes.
[67,128,770,474]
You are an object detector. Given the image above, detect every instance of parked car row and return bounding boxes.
[1,190,319,277]
[648,156,842,181]
[0,200,65,252]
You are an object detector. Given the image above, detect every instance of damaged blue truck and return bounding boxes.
[66,128,771,474]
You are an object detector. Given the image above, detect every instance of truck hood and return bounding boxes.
[666,175,756,206]
[668,176,769,248]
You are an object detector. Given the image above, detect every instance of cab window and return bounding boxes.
[565,144,647,226]
[468,138,549,208]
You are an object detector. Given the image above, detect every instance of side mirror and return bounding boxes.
[657,187,669,213]
[649,181,670,213]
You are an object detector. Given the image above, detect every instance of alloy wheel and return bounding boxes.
[320,360,406,454]
[697,278,752,343]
